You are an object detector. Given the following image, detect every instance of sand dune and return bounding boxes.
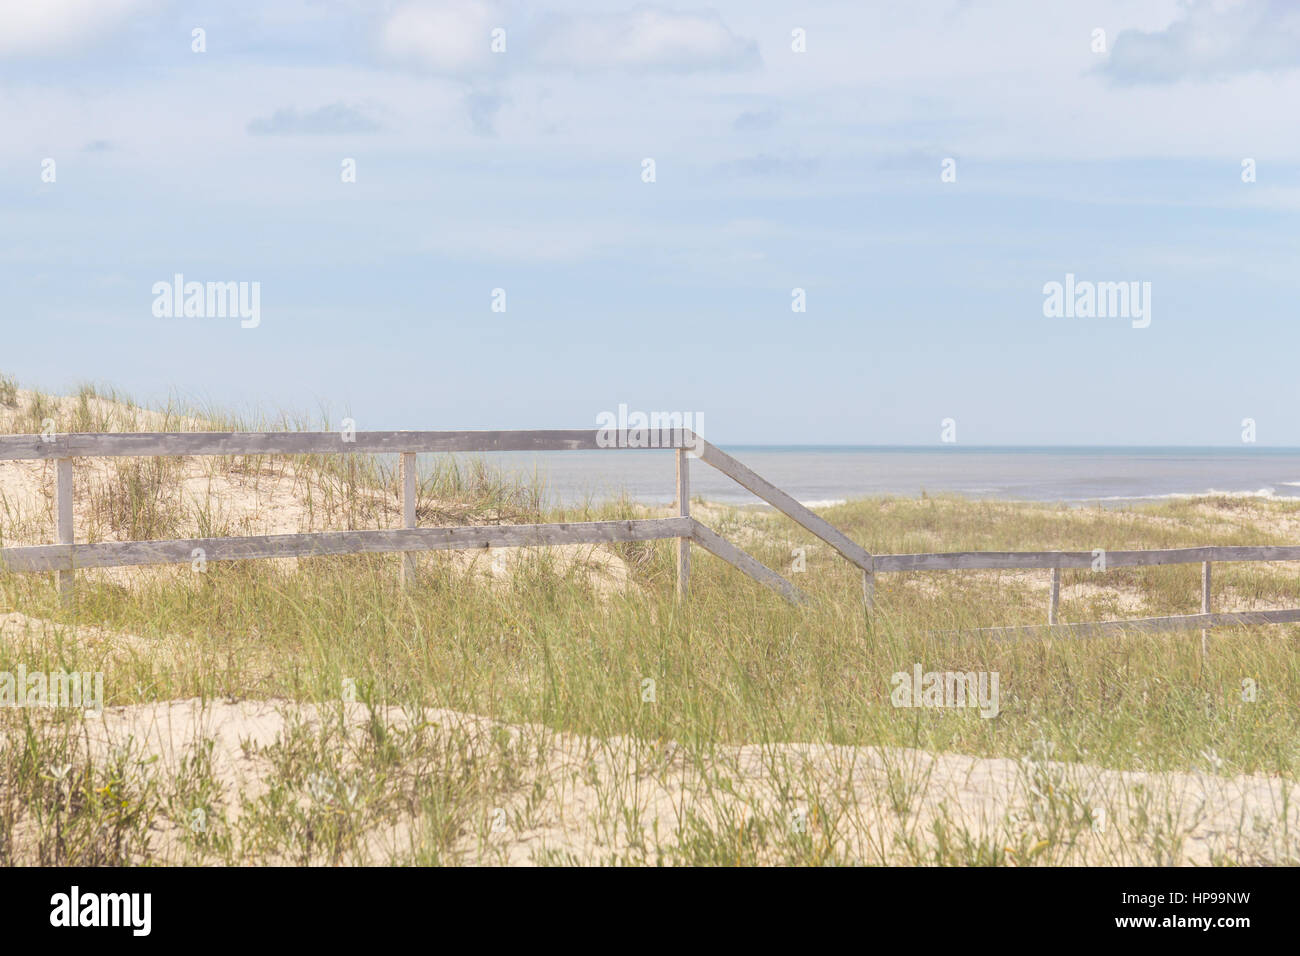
[54,696,1298,866]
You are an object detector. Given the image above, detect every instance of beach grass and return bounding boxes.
[1,376,1297,865]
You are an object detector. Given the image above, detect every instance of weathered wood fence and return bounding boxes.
[0,428,871,605]
[3,427,1297,643]
[868,547,1300,642]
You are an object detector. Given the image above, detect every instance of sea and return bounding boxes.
[467,446,1300,509]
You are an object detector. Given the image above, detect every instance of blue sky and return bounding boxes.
[3,0,1300,445]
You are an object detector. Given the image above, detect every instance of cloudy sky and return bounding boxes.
[3,0,1299,444]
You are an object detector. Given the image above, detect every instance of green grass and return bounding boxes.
[1,376,1298,864]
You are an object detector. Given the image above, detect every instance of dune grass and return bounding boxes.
[6,498,1292,773]
[0,376,1298,864]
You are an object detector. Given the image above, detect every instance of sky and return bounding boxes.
[2,0,1299,445]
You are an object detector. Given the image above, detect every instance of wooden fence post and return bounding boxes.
[676,448,690,600]
[56,458,73,602]
[400,452,417,588]
[1201,560,1212,659]
[1049,567,1060,625]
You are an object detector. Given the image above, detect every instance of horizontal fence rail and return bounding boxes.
[0,429,653,460]
[0,518,695,573]
[0,428,869,606]
[873,546,1300,645]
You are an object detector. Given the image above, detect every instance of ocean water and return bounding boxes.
[455,446,1300,508]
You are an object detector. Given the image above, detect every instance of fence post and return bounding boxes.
[1201,560,1212,659]
[1048,567,1060,625]
[56,458,74,602]
[863,566,875,611]
[676,448,690,600]
[400,452,417,588]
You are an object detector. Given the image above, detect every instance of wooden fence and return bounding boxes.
[0,428,871,605]
[868,547,1300,645]
[3,426,1297,643]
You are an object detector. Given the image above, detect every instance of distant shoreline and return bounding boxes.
[724,488,1300,513]
[467,446,1300,509]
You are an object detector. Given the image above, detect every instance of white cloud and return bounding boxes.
[533,7,756,72]
[0,0,152,56]
[379,0,500,73]
[1104,0,1300,84]
[378,3,755,75]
